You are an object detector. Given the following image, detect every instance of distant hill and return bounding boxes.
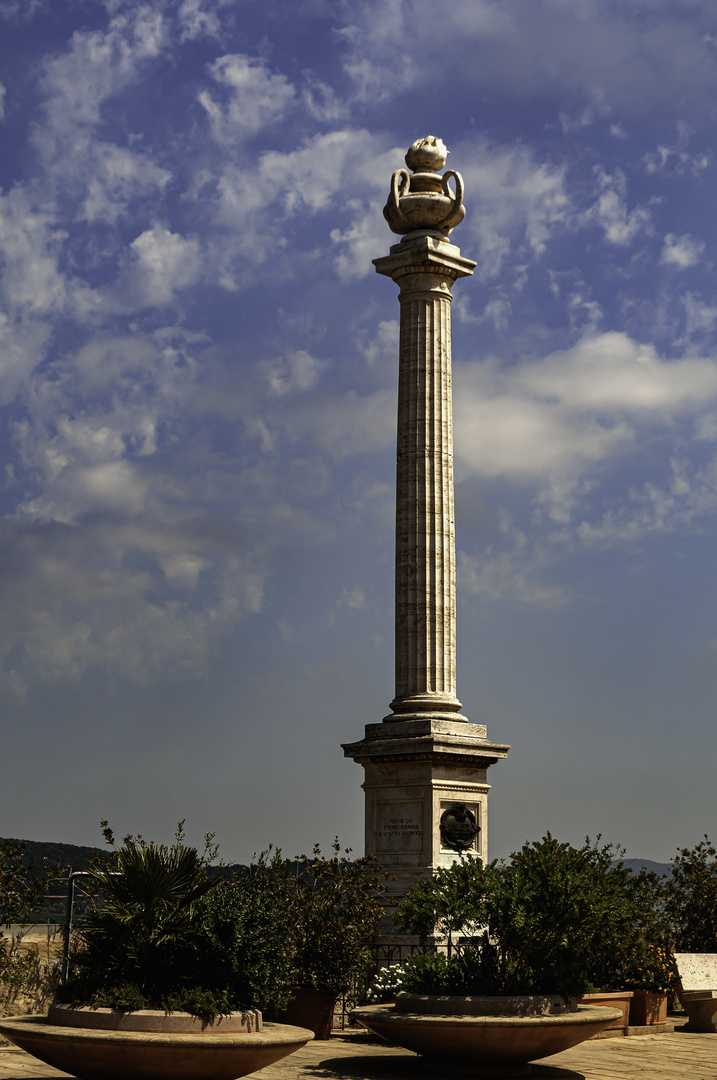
[3,838,104,878]
[3,837,675,902]
[619,858,672,877]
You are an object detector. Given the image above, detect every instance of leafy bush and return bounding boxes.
[60,824,221,1017]
[395,834,664,1000]
[661,835,717,951]
[192,852,294,1015]
[284,841,388,993]
[0,837,67,992]
[622,944,677,994]
[60,826,385,1018]
[61,824,293,1019]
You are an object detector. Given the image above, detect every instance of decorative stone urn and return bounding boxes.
[352,992,622,1079]
[0,1007,314,1080]
[382,135,466,239]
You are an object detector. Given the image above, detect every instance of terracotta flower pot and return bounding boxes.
[576,991,633,1030]
[629,990,668,1026]
[278,988,338,1040]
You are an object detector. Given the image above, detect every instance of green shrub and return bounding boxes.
[61,825,221,1016]
[0,837,67,992]
[661,835,717,952]
[193,853,294,1015]
[60,825,293,1019]
[396,833,664,1000]
[60,826,386,1018]
[285,841,388,993]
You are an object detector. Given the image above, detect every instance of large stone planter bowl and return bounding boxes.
[352,994,622,1078]
[0,1013,314,1080]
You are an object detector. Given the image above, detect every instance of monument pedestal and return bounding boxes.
[342,719,509,928]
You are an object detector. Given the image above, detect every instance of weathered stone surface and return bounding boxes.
[383,137,465,238]
[374,235,475,720]
[351,1002,622,1077]
[47,1003,262,1033]
[675,953,717,992]
[674,953,717,1032]
[0,1016,313,1080]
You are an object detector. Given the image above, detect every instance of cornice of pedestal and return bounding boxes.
[342,717,511,770]
[373,234,477,286]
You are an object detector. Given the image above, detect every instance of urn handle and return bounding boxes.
[389,168,411,224]
[441,169,465,232]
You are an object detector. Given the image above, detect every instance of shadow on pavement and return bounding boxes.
[309,1055,585,1080]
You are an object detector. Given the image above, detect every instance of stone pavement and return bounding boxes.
[1,1026,717,1080]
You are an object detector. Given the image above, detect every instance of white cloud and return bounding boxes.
[0,311,52,406]
[573,455,717,547]
[514,334,717,413]
[207,129,398,283]
[264,350,327,397]
[454,332,717,524]
[683,294,717,340]
[644,122,710,176]
[559,86,611,134]
[337,0,717,117]
[0,309,335,691]
[11,329,199,525]
[458,140,571,278]
[0,187,70,315]
[0,516,270,695]
[178,0,221,41]
[585,168,651,246]
[660,233,705,270]
[80,144,171,225]
[127,226,202,306]
[337,587,368,610]
[458,543,566,607]
[282,388,396,461]
[36,6,167,140]
[199,54,295,142]
[330,197,388,282]
[26,6,173,240]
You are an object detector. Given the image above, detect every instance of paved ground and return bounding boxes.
[1,1025,716,1080]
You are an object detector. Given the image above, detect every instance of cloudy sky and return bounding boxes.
[2,0,717,865]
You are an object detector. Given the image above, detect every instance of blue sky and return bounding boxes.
[2,0,717,863]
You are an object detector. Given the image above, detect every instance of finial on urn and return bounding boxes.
[383,136,465,239]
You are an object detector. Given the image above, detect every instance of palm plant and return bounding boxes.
[62,824,221,1014]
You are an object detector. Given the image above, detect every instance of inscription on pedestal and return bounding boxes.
[377,801,423,853]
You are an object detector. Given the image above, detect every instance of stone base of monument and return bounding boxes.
[0,1013,314,1080]
[351,994,621,1078]
[343,715,510,933]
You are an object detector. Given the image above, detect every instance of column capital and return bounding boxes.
[373,235,476,291]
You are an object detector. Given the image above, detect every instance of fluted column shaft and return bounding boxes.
[374,237,475,720]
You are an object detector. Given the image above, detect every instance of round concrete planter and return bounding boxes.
[352,994,623,1078]
[47,1002,263,1033]
[0,1014,314,1080]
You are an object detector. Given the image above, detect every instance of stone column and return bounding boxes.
[343,138,509,924]
[376,237,476,720]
